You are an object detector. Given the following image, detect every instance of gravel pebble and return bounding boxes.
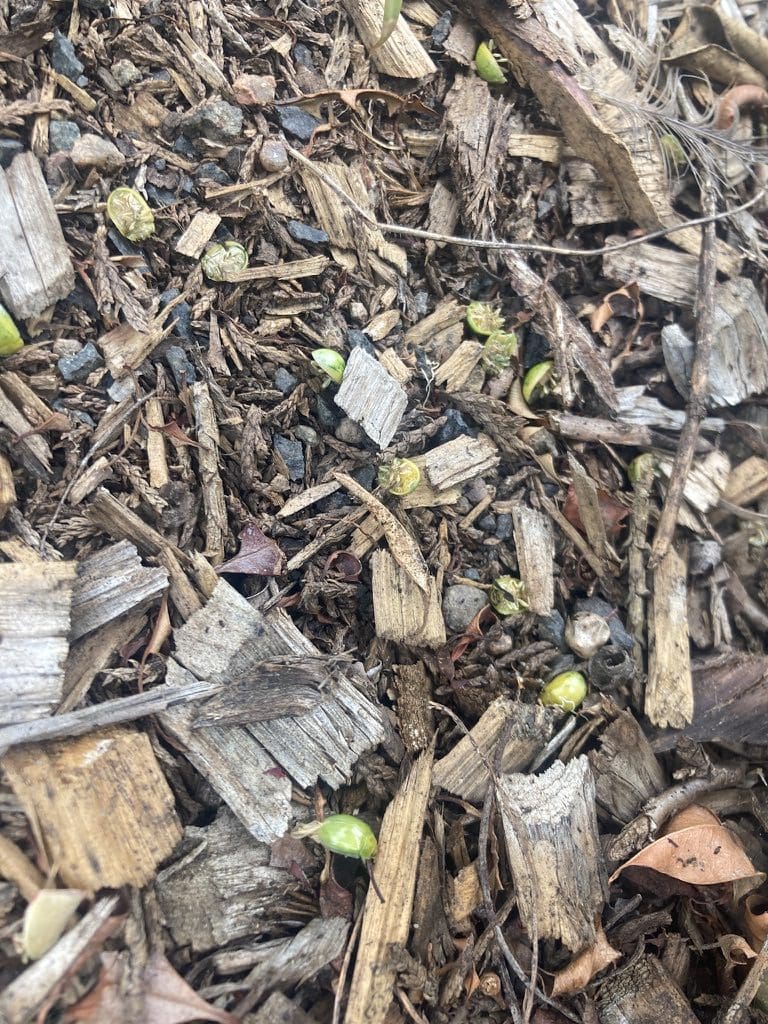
[259,140,288,173]
[275,105,320,143]
[50,29,84,82]
[443,585,489,632]
[49,120,80,153]
[70,134,125,172]
[274,435,305,480]
[182,101,243,143]
[335,417,366,445]
[287,220,329,245]
[57,342,103,383]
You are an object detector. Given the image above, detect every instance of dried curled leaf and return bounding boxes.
[216,521,285,576]
[551,922,621,995]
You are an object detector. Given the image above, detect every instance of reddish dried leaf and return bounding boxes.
[562,484,629,541]
[451,605,498,662]
[324,550,362,582]
[216,521,285,576]
[65,950,240,1024]
[270,834,316,871]
[147,417,203,448]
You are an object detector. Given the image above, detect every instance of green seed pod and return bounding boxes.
[522,360,555,404]
[489,575,528,616]
[539,671,587,711]
[627,453,657,485]
[311,348,346,384]
[295,813,378,860]
[201,241,248,281]
[660,133,687,170]
[482,330,518,375]
[466,301,504,337]
[475,41,507,85]
[0,303,23,357]
[106,187,155,242]
[378,457,421,496]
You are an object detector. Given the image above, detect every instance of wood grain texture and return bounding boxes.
[647,545,693,729]
[0,152,74,318]
[371,548,445,648]
[2,727,181,888]
[334,347,408,449]
[512,505,555,614]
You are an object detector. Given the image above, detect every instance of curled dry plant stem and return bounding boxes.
[286,144,765,259]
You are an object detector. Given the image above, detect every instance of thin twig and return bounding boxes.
[331,909,363,1024]
[720,934,768,1024]
[287,144,763,259]
[650,180,718,565]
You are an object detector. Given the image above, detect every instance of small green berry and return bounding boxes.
[311,348,346,384]
[0,303,23,357]
[378,457,421,496]
[295,813,377,860]
[522,360,555,404]
[475,42,507,85]
[482,330,518,375]
[539,671,587,711]
[466,301,504,337]
[201,241,248,281]
[489,576,528,616]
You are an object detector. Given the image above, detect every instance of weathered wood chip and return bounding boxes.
[334,347,408,448]
[511,506,555,614]
[646,545,692,729]
[420,434,499,491]
[174,209,221,258]
[371,549,445,648]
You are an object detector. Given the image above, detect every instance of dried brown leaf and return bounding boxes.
[216,521,285,576]
[280,88,436,118]
[550,921,621,995]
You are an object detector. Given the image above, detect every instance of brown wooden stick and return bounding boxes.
[650,182,718,566]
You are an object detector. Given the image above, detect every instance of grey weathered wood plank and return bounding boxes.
[0,152,74,318]
[334,347,408,449]
[70,540,168,641]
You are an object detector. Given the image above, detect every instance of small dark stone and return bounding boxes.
[57,342,104,383]
[154,157,166,172]
[275,105,320,143]
[536,610,566,649]
[274,367,298,394]
[274,435,304,481]
[144,184,176,207]
[159,292,193,342]
[165,345,197,388]
[173,135,195,159]
[315,396,340,430]
[575,597,635,649]
[295,425,318,446]
[49,120,80,153]
[478,514,497,533]
[436,408,473,444]
[224,146,248,177]
[523,330,551,370]
[52,399,95,427]
[347,329,376,357]
[259,140,288,172]
[292,43,314,69]
[495,513,513,540]
[431,10,452,45]
[182,101,243,144]
[0,139,24,168]
[179,176,195,196]
[50,29,84,82]
[335,417,366,445]
[353,465,377,490]
[287,220,328,245]
[195,161,232,185]
[443,585,489,632]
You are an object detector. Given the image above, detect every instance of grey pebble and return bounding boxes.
[335,417,366,445]
[443,585,489,633]
[477,514,497,533]
[294,425,319,446]
[165,345,197,387]
[112,59,142,87]
[50,29,84,82]
[274,367,298,394]
[495,513,513,540]
[287,220,329,245]
[259,140,288,173]
[275,105,320,143]
[575,597,634,649]
[57,342,103,383]
[195,162,232,185]
[274,435,305,480]
[70,134,125,173]
[182,101,243,144]
[49,120,81,153]
[347,330,376,357]
[436,408,473,444]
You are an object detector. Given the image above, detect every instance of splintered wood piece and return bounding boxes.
[507,131,564,162]
[512,506,555,614]
[70,540,168,641]
[603,242,699,305]
[277,480,341,518]
[404,298,465,348]
[61,609,147,713]
[589,710,665,824]
[498,757,607,952]
[371,549,445,648]
[345,746,434,1024]
[434,697,554,802]
[145,397,170,490]
[335,472,430,592]
[191,381,227,563]
[647,545,692,729]
[597,954,700,1024]
[163,580,385,794]
[68,456,113,505]
[299,162,406,275]
[378,348,412,384]
[228,256,330,282]
[174,209,221,257]
[2,727,181,889]
[97,321,169,377]
[0,561,76,726]
[0,385,52,481]
[156,808,303,952]
[433,340,483,392]
[0,453,16,517]
[394,663,434,753]
[568,455,615,564]
[722,456,768,509]
[0,152,74,319]
[340,0,436,78]
[0,894,121,1024]
[419,434,499,491]
[334,347,408,449]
